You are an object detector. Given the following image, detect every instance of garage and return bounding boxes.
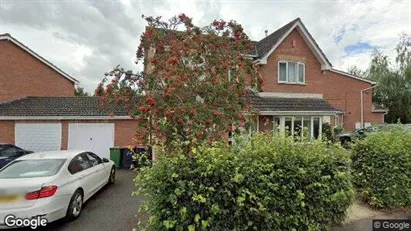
[68,123,115,159]
[15,123,62,152]
[0,97,136,154]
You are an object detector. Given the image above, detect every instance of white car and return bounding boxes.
[0,150,116,229]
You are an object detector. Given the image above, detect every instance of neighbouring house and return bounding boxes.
[246,18,387,137]
[0,33,78,102]
[0,34,136,159]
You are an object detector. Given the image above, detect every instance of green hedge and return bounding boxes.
[352,130,411,208]
[135,134,354,231]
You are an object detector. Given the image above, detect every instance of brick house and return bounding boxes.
[148,18,386,138]
[0,33,78,102]
[244,18,387,138]
[0,34,136,159]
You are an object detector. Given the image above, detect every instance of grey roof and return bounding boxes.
[254,18,299,58]
[0,97,132,117]
[149,18,332,67]
[372,103,389,112]
[247,93,340,112]
[253,18,332,67]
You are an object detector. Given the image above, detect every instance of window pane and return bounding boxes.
[273,117,280,133]
[69,154,90,174]
[284,117,293,136]
[303,117,312,138]
[86,153,101,167]
[288,62,296,82]
[298,64,304,83]
[0,159,66,178]
[0,146,19,158]
[279,62,287,81]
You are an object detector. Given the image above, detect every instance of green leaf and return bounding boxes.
[195,214,200,223]
[201,220,209,229]
[171,173,179,178]
[211,203,220,215]
[180,207,187,218]
[188,225,195,231]
[163,220,176,229]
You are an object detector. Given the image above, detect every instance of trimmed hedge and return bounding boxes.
[352,130,411,208]
[135,134,354,231]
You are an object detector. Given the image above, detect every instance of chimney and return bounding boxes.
[265,30,268,37]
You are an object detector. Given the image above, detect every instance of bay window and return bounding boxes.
[272,116,322,139]
[278,61,305,84]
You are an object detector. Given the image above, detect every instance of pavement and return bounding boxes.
[16,169,145,231]
[331,201,410,231]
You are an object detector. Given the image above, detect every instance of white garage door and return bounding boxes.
[68,123,114,159]
[15,123,62,152]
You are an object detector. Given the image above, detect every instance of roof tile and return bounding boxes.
[246,92,340,112]
[0,97,132,117]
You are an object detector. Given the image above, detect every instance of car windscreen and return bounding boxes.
[0,159,67,178]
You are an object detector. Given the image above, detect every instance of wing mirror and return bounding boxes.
[102,158,110,163]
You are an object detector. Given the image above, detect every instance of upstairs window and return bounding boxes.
[278,61,305,84]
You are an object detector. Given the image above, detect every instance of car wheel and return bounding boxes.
[66,189,83,220]
[108,167,116,184]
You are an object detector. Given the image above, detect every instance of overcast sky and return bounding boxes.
[1,0,410,93]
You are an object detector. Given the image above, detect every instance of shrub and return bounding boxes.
[135,134,354,231]
[130,146,153,170]
[333,126,343,136]
[352,130,411,208]
[322,122,334,142]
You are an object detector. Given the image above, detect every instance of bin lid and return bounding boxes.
[109,147,122,150]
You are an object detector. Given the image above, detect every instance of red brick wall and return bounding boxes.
[258,28,384,131]
[114,120,138,147]
[0,40,75,102]
[0,121,14,144]
[0,120,137,148]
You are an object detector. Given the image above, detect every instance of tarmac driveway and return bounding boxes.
[18,169,146,231]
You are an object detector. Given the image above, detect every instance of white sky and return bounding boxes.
[1,0,410,93]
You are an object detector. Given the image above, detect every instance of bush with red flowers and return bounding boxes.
[98,14,261,154]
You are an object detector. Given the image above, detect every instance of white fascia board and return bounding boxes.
[258,111,342,116]
[0,116,132,120]
[330,69,377,85]
[258,92,323,99]
[258,21,332,70]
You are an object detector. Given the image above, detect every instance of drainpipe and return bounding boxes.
[360,85,378,128]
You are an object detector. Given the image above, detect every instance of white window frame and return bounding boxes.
[268,116,322,139]
[278,61,305,84]
[334,115,340,127]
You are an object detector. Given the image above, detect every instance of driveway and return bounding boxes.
[19,169,145,231]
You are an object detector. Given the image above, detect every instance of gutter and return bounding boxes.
[258,111,342,116]
[0,116,133,120]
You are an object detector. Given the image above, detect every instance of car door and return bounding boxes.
[67,153,95,200]
[84,152,106,191]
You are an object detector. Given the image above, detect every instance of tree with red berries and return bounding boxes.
[98,14,261,154]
